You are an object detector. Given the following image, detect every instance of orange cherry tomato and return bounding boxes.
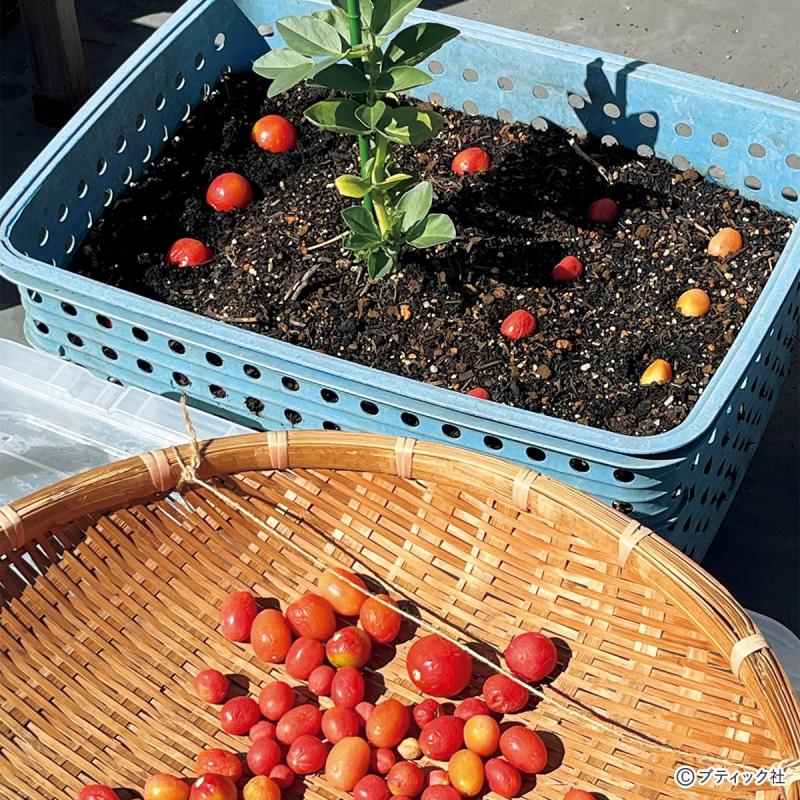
[463,714,500,757]
[188,774,237,800]
[366,699,411,748]
[285,592,337,640]
[325,736,371,790]
[194,747,243,781]
[485,758,522,798]
[499,726,548,774]
[219,591,257,642]
[250,609,292,663]
[318,567,368,615]
[143,774,190,800]
[448,750,485,797]
[707,226,743,258]
[359,594,402,644]
[564,790,597,800]
[242,776,281,800]
[251,114,298,153]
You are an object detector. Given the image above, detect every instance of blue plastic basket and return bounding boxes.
[0,0,798,559]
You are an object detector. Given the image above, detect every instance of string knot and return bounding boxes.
[176,395,202,489]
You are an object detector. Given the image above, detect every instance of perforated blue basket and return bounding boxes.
[1,0,798,559]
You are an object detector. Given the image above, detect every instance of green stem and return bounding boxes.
[346,0,373,213]
[371,133,391,236]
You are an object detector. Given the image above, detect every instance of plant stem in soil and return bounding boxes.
[346,0,373,214]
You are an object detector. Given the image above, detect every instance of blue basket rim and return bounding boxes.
[0,0,798,459]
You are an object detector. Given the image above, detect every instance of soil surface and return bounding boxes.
[73,72,794,435]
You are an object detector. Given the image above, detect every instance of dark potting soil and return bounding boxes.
[73,72,794,436]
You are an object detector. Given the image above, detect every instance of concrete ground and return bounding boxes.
[0,0,798,632]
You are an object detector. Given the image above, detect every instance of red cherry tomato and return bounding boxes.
[322,706,362,743]
[354,774,391,800]
[285,592,337,640]
[413,698,441,727]
[269,764,294,789]
[286,734,327,775]
[250,610,293,663]
[564,790,597,800]
[421,787,460,800]
[500,309,537,340]
[485,758,522,798]
[451,147,491,175]
[277,704,323,745]
[143,774,189,800]
[552,255,583,282]
[331,666,366,708]
[250,720,277,742]
[193,669,229,704]
[219,591,257,642]
[285,636,325,679]
[355,701,374,726]
[252,114,298,153]
[370,747,396,775]
[325,736,371,790]
[308,664,335,696]
[418,716,465,761]
[359,594,402,644]
[483,674,529,714]
[406,634,472,697]
[453,697,490,721]
[327,626,372,668]
[504,632,557,682]
[318,567,368,615]
[466,387,490,399]
[258,680,295,720]
[78,787,121,800]
[387,762,425,797]
[206,172,253,212]
[189,774,236,800]
[220,696,261,735]
[498,726,548,774]
[247,737,282,775]
[587,197,618,224]
[166,238,214,268]
[366,699,411,748]
[194,748,243,781]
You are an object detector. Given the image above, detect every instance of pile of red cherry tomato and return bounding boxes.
[79,566,599,800]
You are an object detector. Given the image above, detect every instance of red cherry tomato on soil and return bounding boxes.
[552,255,584,282]
[219,591,257,642]
[286,734,327,775]
[252,114,298,153]
[370,747,396,775]
[194,669,229,704]
[413,698,441,727]
[269,764,295,790]
[504,632,557,682]
[220,696,261,735]
[277,703,323,745]
[354,774,391,800]
[453,697,490,721]
[500,309,537,340]
[451,147,491,175]
[285,636,325,679]
[327,626,372,668]
[166,238,214,268]
[564,790,597,800]
[247,738,282,776]
[406,634,473,697]
[189,774,236,800]
[387,762,425,797]
[318,567,369,616]
[78,787,121,800]
[143,774,190,800]
[308,664,335,696]
[359,593,402,644]
[421,788,460,800]
[250,609,293,663]
[499,725,548,773]
[325,736,372,790]
[483,674,529,714]
[587,197,618,224]
[466,387,490,399]
[206,172,253,212]
[331,666,366,708]
[366,699,411,748]
[485,758,522,798]
[249,720,277,742]
[242,776,281,800]
[322,706,362,743]
[258,680,295,720]
[285,592,337,641]
[194,748,243,781]
[418,716,465,761]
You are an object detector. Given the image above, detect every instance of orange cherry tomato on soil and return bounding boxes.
[285,592,337,640]
[707,226,743,258]
[259,680,295,720]
[448,750,485,797]
[206,172,253,212]
[354,774,391,800]
[318,567,369,616]
[286,733,327,775]
[504,631,557,682]
[453,697,490,721]
[219,591,257,642]
[676,288,711,318]
[640,358,673,386]
[485,758,522,798]
[370,747,397,775]
[407,634,473,697]
[250,720,277,741]
[327,626,372,668]
[308,664,335,696]
[359,593,402,644]
[564,790,597,800]
[252,114,298,153]
[552,255,584,282]
[421,787,460,800]
[463,714,500,757]
[331,665,366,708]
[285,635,325,679]
[387,761,425,797]
[587,197,618,224]
[166,237,214,268]
[277,704,323,745]
[466,387,490,399]
[78,787,121,800]
[322,706,362,743]
[269,764,294,789]
[366,699,411,748]
[500,309,537,341]
[413,698,441,727]
[451,147,491,175]
[220,696,261,735]
[251,609,293,663]
[247,738,282,775]
[325,736,372,790]
[143,774,189,800]
[418,716,465,761]
[194,748,243,781]
[483,674,528,714]
[194,668,229,704]
[189,773,237,800]
[499,725,548,774]
[428,770,450,786]
[242,776,281,800]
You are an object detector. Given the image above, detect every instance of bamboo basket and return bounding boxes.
[0,431,798,800]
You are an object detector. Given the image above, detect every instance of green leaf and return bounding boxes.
[335,174,373,198]
[305,99,370,135]
[371,0,422,36]
[397,181,432,231]
[312,8,351,41]
[332,0,372,30]
[374,172,413,190]
[383,22,459,68]
[312,63,370,92]
[368,248,397,280]
[374,65,433,92]
[355,101,387,131]
[378,106,443,145]
[342,205,380,237]
[276,15,343,56]
[253,48,317,97]
[406,213,455,248]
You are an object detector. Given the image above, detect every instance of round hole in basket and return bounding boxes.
[284,408,302,424]
[244,363,261,380]
[320,388,339,403]
[322,420,341,430]
[245,396,264,414]
[401,411,420,427]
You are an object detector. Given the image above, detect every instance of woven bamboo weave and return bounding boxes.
[0,431,797,800]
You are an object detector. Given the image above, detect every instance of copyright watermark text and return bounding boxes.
[674,765,786,788]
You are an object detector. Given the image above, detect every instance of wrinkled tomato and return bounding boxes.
[331,666,366,708]
[359,594,402,644]
[194,748,243,781]
[325,736,371,790]
[453,697,490,721]
[406,634,472,697]
[276,704,322,745]
[327,626,372,669]
[483,674,528,714]
[250,609,292,663]
[418,716,465,761]
[286,734,327,775]
[366,699,411,748]
[499,726,548,774]
[504,632,557,682]
[285,592,337,641]
[485,758,522,798]
[318,567,368,616]
[285,636,325,680]
[220,696,261,735]
[219,591,257,642]
[258,680,295,721]
[413,698,441,727]
[322,706,361,743]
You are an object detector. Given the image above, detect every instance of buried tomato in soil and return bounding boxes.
[453,697,490,721]
[276,703,322,744]
[286,734,328,775]
[587,197,618,224]
[331,665,366,708]
[251,114,298,153]
[640,358,673,386]
[499,725,548,773]
[242,776,281,800]
[387,761,425,797]
[193,669,229,704]
[484,758,522,798]
[246,737,282,775]
[308,664,335,696]
[166,237,214,268]
[418,716,465,761]
[258,680,295,720]
[189,774,237,800]
[483,674,529,713]
[359,593,402,644]
[451,147,491,175]
[407,634,473,697]
[322,706,362,743]
[327,626,372,668]
[366,698,411,748]
[466,387,490,399]
[500,309,537,341]
[220,696,261,735]
[219,591,257,642]
[250,609,293,663]
[318,567,369,616]
[354,774,391,800]
[194,748,243,781]
[143,774,190,800]
[448,749,485,797]
[78,787,121,800]
[552,255,583,282]
[285,635,325,679]
[325,736,372,790]
[206,172,253,212]
[504,631,557,682]
[285,592,337,640]
[707,226,743,258]
[413,698,441,727]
